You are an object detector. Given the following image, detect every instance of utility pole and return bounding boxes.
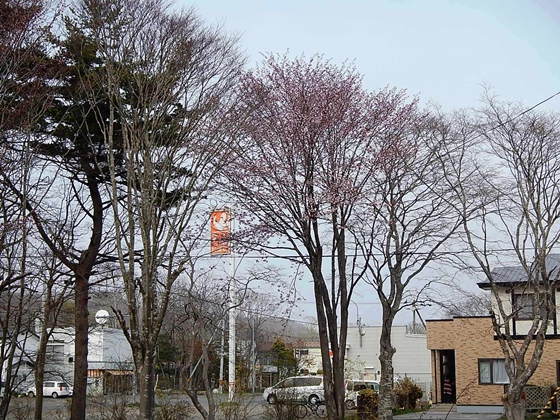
[351,301,364,347]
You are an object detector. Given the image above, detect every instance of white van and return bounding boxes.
[262,376,324,404]
[27,381,71,398]
[344,379,379,409]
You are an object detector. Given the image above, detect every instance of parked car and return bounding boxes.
[27,381,71,398]
[262,376,324,404]
[344,379,379,410]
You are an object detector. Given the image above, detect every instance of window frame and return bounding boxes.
[513,292,555,321]
[513,293,534,320]
[478,358,510,385]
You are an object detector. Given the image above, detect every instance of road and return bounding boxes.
[5,392,269,419]
[4,394,504,419]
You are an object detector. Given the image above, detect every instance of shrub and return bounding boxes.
[262,402,307,420]
[155,399,195,420]
[357,388,378,419]
[394,377,422,410]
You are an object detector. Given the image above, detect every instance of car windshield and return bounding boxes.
[353,382,379,392]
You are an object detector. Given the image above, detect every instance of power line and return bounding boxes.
[473,90,560,141]
[508,91,560,119]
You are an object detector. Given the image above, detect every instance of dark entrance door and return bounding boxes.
[440,350,456,403]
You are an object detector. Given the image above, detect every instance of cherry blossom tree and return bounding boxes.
[225,53,415,419]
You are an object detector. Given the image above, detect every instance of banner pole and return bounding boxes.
[228,208,236,401]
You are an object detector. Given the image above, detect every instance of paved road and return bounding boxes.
[4,394,505,419]
[395,413,502,420]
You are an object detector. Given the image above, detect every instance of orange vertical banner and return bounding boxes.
[210,210,230,255]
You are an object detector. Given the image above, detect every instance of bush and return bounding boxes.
[262,402,307,420]
[357,388,378,419]
[217,394,258,420]
[87,394,135,420]
[394,377,422,410]
[155,399,195,420]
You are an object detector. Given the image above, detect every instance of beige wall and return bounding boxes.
[427,316,560,407]
[492,287,559,336]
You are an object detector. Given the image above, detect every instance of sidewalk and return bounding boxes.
[395,412,502,420]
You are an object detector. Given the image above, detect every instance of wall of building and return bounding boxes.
[427,316,560,411]
[1,333,39,391]
[346,325,431,384]
[47,328,76,383]
[88,328,133,370]
[491,287,560,336]
[295,346,322,374]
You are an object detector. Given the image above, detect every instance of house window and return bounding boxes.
[45,344,65,363]
[295,349,309,356]
[513,293,554,320]
[478,359,509,384]
[513,294,534,320]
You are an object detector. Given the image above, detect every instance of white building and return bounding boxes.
[293,341,322,374]
[2,327,133,395]
[0,332,39,393]
[86,326,134,394]
[345,325,431,397]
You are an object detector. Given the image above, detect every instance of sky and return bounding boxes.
[182,0,560,326]
[187,0,560,111]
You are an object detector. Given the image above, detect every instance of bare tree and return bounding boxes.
[0,188,38,419]
[181,275,227,420]
[351,106,466,420]
[431,284,491,318]
[0,0,123,416]
[79,0,245,418]
[226,53,416,419]
[453,95,560,420]
[0,3,74,418]
[30,243,76,418]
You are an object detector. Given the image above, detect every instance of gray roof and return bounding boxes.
[477,254,560,289]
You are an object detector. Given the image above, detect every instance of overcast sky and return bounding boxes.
[183,0,560,325]
[187,0,559,111]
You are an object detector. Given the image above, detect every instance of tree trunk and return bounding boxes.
[311,264,339,420]
[378,320,396,420]
[186,389,211,420]
[71,177,102,419]
[71,274,89,420]
[503,398,526,420]
[33,326,48,420]
[201,339,216,419]
[139,357,156,419]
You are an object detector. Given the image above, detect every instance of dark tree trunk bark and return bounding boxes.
[378,320,396,420]
[378,292,399,420]
[139,359,156,419]
[70,274,89,420]
[70,176,103,420]
[33,326,48,420]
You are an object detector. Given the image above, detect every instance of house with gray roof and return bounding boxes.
[426,255,560,414]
